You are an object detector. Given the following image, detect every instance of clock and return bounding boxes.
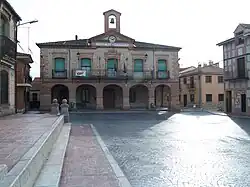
[108,35,116,43]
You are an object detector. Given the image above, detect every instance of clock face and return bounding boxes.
[108,35,116,43]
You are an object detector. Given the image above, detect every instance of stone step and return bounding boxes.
[0,115,65,187]
[33,123,71,187]
[0,165,7,181]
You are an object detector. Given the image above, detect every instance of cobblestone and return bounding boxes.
[71,112,250,187]
[0,114,58,171]
[59,125,120,187]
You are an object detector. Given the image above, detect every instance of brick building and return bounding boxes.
[16,52,33,113]
[34,9,181,111]
[0,0,21,116]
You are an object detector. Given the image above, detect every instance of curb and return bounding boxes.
[0,115,64,187]
[90,124,132,187]
[33,123,71,187]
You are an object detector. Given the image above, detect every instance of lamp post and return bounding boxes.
[15,19,38,113]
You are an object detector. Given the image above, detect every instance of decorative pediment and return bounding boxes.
[234,24,245,34]
[89,30,134,43]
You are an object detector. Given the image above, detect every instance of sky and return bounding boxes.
[9,0,250,78]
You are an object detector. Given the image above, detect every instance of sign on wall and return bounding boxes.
[75,70,86,77]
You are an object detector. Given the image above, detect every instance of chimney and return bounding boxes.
[75,35,78,40]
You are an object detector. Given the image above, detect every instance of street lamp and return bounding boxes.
[15,19,38,113]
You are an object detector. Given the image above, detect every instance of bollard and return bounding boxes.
[60,99,69,123]
[51,99,60,115]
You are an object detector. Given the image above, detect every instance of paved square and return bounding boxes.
[71,112,250,187]
[0,114,59,171]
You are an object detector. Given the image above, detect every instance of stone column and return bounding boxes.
[40,84,51,111]
[148,86,155,109]
[170,82,180,111]
[69,85,76,110]
[122,86,130,110]
[96,86,103,110]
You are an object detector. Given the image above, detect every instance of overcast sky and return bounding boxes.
[9,0,250,78]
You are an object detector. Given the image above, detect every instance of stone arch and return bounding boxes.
[0,70,9,104]
[51,84,69,104]
[129,84,149,109]
[155,84,171,108]
[103,84,123,109]
[76,84,97,109]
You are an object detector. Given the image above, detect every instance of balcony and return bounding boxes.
[224,70,249,81]
[156,70,170,79]
[70,69,172,81]
[0,35,16,61]
[72,69,99,79]
[52,69,67,79]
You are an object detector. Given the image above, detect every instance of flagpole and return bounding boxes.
[27,27,30,53]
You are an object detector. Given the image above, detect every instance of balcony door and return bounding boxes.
[133,59,143,79]
[157,59,167,78]
[81,58,91,77]
[54,58,66,78]
[107,59,118,77]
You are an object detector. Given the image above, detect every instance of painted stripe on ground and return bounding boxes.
[90,124,132,187]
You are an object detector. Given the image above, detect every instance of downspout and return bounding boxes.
[68,47,71,102]
[198,64,202,108]
[14,22,19,113]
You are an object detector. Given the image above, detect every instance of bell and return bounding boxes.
[110,18,115,24]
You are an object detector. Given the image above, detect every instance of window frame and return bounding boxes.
[206,94,212,102]
[218,94,224,102]
[205,76,212,83]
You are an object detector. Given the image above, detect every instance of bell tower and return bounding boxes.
[103,9,121,33]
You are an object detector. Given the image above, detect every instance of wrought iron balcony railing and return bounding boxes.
[52,69,67,79]
[0,35,16,60]
[68,69,171,80]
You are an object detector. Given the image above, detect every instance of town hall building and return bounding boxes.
[32,9,181,111]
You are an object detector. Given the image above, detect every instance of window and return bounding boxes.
[1,15,9,37]
[32,93,38,101]
[190,76,194,88]
[107,58,118,77]
[129,89,136,103]
[218,94,224,102]
[80,58,91,77]
[133,59,143,78]
[237,57,246,78]
[157,59,168,78]
[81,89,89,102]
[0,70,8,104]
[183,77,187,84]
[206,94,212,102]
[238,48,243,55]
[54,58,65,71]
[205,76,212,83]
[190,94,195,102]
[218,76,223,83]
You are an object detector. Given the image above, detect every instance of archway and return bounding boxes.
[76,84,96,109]
[0,70,9,104]
[155,84,171,108]
[103,84,123,109]
[51,84,69,104]
[129,84,149,109]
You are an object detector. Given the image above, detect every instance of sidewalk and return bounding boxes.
[0,114,59,171]
[59,125,128,187]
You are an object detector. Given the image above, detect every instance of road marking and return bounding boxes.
[90,124,132,187]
